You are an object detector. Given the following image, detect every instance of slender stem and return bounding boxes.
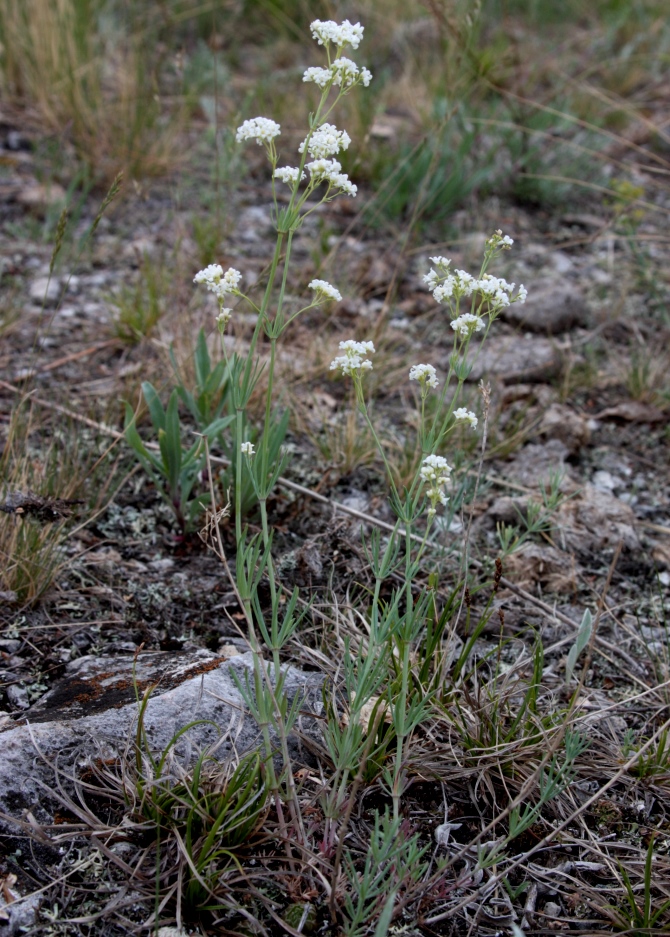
[358,401,400,504]
[234,408,244,545]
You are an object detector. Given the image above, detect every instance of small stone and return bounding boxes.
[0,639,21,653]
[544,902,562,918]
[504,543,580,593]
[556,483,639,552]
[16,182,66,213]
[6,685,30,710]
[29,276,61,306]
[505,440,571,488]
[148,558,175,572]
[538,404,590,454]
[503,280,588,334]
[465,334,562,384]
[592,470,621,492]
[487,496,528,525]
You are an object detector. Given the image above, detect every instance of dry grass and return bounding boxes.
[0,0,183,181]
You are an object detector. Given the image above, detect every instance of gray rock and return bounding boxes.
[503,280,588,334]
[504,543,580,594]
[537,403,591,454]
[465,334,562,383]
[29,275,61,306]
[556,483,640,553]
[0,649,322,833]
[504,440,571,489]
[0,890,39,937]
[487,495,529,525]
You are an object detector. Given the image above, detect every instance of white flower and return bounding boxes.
[420,454,452,484]
[360,67,373,87]
[516,284,528,304]
[303,66,332,88]
[330,339,375,376]
[430,256,451,267]
[307,157,341,179]
[409,363,439,389]
[240,441,255,457]
[306,159,357,197]
[454,269,476,292]
[453,407,478,429]
[330,173,357,196]
[273,166,305,186]
[486,229,514,249]
[423,269,439,290]
[433,278,455,302]
[300,123,351,160]
[235,117,281,145]
[194,263,223,289]
[194,265,242,299]
[330,57,363,89]
[216,308,232,330]
[451,313,484,336]
[310,19,364,50]
[309,279,342,302]
[420,454,452,516]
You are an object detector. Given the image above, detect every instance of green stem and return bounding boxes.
[234,408,244,545]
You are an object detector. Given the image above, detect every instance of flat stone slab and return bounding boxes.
[464,333,563,383]
[0,649,322,832]
[502,280,589,334]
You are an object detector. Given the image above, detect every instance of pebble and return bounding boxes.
[29,275,61,305]
[592,470,623,492]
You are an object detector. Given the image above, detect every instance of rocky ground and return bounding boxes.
[1,95,670,935]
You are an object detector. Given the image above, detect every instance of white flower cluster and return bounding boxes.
[302,67,332,89]
[409,363,439,389]
[451,313,484,337]
[330,339,375,376]
[309,279,342,302]
[300,123,351,160]
[193,265,242,299]
[423,237,527,326]
[431,270,477,303]
[303,58,372,90]
[216,307,232,330]
[486,229,514,250]
[310,19,364,50]
[306,159,357,197]
[273,166,305,186]
[477,273,527,307]
[420,454,452,516]
[235,117,280,145]
[240,441,255,457]
[453,407,478,429]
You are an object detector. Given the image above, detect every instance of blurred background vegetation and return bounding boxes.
[0,0,668,232]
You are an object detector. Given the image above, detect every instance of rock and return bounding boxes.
[0,885,39,936]
[504,543,580,593]
[487,496,529,525]
[592,470,624,493]
[5,686,29,710]
[593,401,666,423]
[504,440,571,489]
[465,334,562,383]
[16,182,66,214]
[537,403,591,454]
[503,279,588,333]
[556,483,640,553]
[29,275,61,306]
[0,650,322,833]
